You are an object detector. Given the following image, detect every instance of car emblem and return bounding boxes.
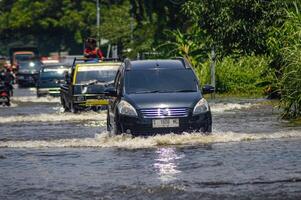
[162,108,170,116]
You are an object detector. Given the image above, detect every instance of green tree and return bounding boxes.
[182,0,283,57]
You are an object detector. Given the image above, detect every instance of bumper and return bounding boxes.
[73,95,109,107]
[37,88,60,97]
[17,75,37,86]
[117,111,212,136]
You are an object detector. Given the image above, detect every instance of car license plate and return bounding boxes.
[152,118,179,128]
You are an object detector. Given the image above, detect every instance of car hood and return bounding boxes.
[38,78,63,88]
[125,92,202,109]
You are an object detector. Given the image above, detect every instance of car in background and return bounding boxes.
[105,58,214,136]
[9,47,39,73]
[16,59,43,87]
[60,58,121,113]
[36,64,70,97]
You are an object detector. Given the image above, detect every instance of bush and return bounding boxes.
[279,46,301,119]
[195,55,275,95]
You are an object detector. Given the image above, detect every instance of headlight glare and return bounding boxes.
[118,100,138,117]
[193,98,209,115]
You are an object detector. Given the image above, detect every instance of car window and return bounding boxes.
[75,65,118,84]
[19,60,43,70]
[15,54,33,61]
[40,67,69,79]
[125,69,198,94]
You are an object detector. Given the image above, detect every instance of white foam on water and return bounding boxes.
[1,130,300,149]
[84,120,106,127]
[210,103,254,113]
[9,102,18,107]
[12,96,60,103]
[0,112,106,124]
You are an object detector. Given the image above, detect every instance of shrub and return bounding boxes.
[195,55,275,95]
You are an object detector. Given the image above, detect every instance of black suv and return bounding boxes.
[105,58,214,136]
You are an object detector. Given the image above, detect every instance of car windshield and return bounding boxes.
[125,69,198,94]
[19,60,43,70]
[15,54,33,61]
[76,65,118,84]
[40,66,69,79]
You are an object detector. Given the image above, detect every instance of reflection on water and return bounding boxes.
[154,148,183,182]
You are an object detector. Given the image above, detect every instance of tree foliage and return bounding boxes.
[181,0,285,57]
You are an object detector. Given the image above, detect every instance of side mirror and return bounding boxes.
[202,84,215,94]
[104,87,117,97]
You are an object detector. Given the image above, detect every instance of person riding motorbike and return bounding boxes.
[84,38,104,60]
[0,65,14,97]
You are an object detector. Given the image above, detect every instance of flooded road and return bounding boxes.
[1,88,301,199]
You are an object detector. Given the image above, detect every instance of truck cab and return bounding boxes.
[60,58,121,113]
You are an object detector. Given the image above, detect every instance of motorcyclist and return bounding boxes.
[84,38,104,60]
[0,63,14,97]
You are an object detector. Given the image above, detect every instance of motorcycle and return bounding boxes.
[0,82,10,106]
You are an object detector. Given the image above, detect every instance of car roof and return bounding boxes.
[129,60,186,70]
[76,62,121,68]
[43,63,69,68]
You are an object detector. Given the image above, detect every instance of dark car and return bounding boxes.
[36,64,70,97]
[105,58,214,136]
[60,59,121,113]
[17,59,43,87]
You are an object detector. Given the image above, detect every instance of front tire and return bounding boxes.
[70,103,78,113]
[201,118,212,134]
[61,97,69,112]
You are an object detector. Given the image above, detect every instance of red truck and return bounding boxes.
[9,47,39,72]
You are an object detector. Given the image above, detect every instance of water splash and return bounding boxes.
[12,96,60,103]
[0,112,106,124]
[210,103,254,113]
[1,130,300,149]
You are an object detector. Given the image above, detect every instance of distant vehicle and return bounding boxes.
[9,47,39,72]
[60,58,121,113]
[41,57,60,65]
[105,58,214,136]
[17,59,43,87]
[60,55,82,66]
[36,64,70,97]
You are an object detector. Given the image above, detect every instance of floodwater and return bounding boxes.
[0,88,301,200]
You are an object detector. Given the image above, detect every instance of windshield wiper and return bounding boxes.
[173,89,197,93]
[133,90,176,94]
[133,89,197,94]
[133,90,161,94]
[82,80,105,86]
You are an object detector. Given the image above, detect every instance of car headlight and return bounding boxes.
[76,96,85,101]
[118,100,138,117]
[193,98,209,115]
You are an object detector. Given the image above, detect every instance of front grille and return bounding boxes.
[140,108,189,118]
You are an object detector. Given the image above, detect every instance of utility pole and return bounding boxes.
[130,4,134,43]
[96,0,100,47]
[210,48,216,99]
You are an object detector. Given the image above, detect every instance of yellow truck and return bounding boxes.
[60,59,121,113]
